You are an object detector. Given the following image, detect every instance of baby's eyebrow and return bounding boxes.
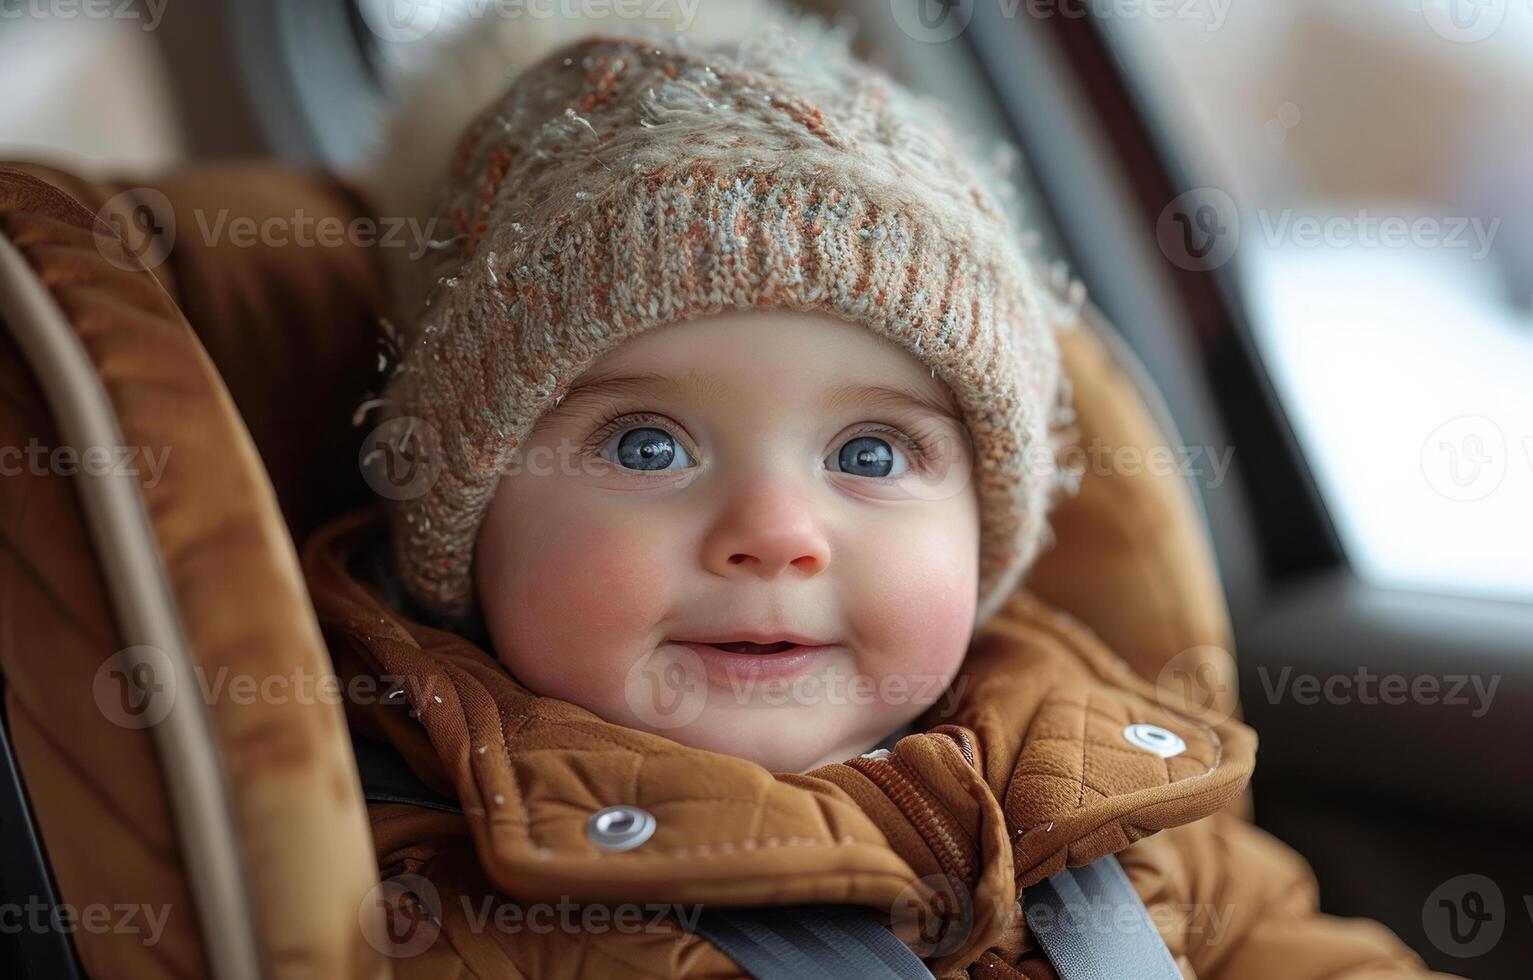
[823,381,961,422]
[532,371,717,432]
[545,371,726,416]
[542,370,960,424]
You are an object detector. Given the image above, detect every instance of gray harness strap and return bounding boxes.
[690,904,937,980]
[688,855,1179,980]
[1021,855,1183,980]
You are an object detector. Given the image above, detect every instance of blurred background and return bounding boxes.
[1108,1,1533,602]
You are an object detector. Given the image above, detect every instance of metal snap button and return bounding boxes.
[586,805,657,851]
[1122,723,1187,759]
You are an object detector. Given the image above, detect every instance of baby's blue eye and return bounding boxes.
[604,426,695,471]
[830,435,909,478]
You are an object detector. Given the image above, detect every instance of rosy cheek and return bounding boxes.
[523,523,668,644]
[481,507,670,697]
[854,530,977,683]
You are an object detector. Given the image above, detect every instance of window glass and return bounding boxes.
[0,15,184,171]
[1106,1,1533,600]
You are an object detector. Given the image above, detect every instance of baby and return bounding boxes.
[373,11,1065,773]
[473,308,990,773]
[315,4,1449,977]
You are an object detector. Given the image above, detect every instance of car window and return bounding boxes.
[0,13,184,171]
[1104,0,1533,601]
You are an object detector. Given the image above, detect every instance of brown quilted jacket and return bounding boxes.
[304,507,1450,979]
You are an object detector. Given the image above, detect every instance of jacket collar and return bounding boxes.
[305,506,1255,970]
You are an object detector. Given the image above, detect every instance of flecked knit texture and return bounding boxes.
[380,18,1069,629]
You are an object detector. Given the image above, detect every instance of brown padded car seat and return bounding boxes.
[0,165,387,980]
[0,160,1238,978]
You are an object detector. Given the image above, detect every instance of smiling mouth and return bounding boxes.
[700,640,801,655]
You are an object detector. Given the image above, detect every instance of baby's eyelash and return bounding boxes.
[581,409,686,456]
[848,422,935,467]
[577,401,945,469]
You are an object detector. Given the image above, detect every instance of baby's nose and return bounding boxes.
[701,483,831,580]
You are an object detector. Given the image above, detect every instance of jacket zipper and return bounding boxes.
[846,730,979,886]
[931,724,976,767]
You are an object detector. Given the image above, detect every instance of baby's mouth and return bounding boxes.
[702,640,799,655]
[670,637,834,684]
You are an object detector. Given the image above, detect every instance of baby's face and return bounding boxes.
[474,310,979,772]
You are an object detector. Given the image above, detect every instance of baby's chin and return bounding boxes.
[652,706,903,774]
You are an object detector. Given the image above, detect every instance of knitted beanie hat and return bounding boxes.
[373,14,1070,631]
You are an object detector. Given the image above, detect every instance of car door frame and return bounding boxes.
[954,3,1533,976]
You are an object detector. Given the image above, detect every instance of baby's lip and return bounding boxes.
[673,631,832,648]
